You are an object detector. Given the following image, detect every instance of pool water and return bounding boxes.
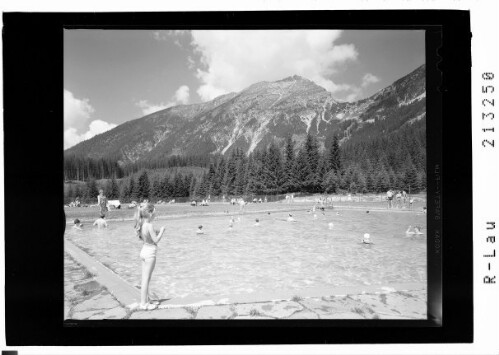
[65,209,426,300]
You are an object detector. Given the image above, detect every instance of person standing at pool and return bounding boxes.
[135,203,166,310]
[402,190,407,204]
[97,189,108,217]
[386,189,394,209]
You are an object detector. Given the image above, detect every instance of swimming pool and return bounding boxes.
[65,208,427,300]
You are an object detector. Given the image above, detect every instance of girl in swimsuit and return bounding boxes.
[134,203,166,310]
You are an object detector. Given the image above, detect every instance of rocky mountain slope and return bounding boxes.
[66,64,426,164]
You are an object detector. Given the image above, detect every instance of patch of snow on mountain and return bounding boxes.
[300,111,316,133]
[407,112,426,124]
[247,114,273,154]
[221,118,244,155]
[398,92,426,106]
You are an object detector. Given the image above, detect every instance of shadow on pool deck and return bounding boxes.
[65,239,427,321]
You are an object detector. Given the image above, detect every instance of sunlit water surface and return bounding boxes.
[66,209,426,299]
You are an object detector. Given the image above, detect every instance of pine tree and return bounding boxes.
[161,176,173,199]
[137,170,151,200]
[189,175,197,198]
[263,142,283,194]
[222,151,237,196]
[212,158,225,196]
[109,177,120,199]
[234,156,247,196]
[328,135,342,174]
[245,154,260,195]
[322,170,339,193]
[151,179,161,200]
[377,168,390,192]
[294,147,309,192]
[129,176,138,202]
[121,182,130,202]
[282,135,296,193]
[304,133,321,192]
[404,164,420,194]
[67,184,75,200]
[197,172,207,197]
[85,178,99,203]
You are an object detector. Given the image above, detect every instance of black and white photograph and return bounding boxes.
[62,29,428,320]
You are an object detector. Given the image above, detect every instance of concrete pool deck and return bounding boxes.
[65,240,427,321]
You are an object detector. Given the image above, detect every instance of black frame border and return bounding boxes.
[3,10,472,345]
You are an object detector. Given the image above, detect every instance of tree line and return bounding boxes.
[64,153,212,181]
[65,125,426,204]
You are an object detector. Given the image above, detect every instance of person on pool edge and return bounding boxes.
[134,203,166,310]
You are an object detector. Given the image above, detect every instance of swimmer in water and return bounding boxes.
[196,225,204,235]
[362,233,373,244]
[287,214,296,222]
[313,213,318,220]
[93,213,108,229]
[328,222,334,230]
[254,218,260,226]
[73,219,83,230]
[406,225,424,236]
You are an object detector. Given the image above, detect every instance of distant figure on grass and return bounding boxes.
[409,197,414,210]
[73,219,83,230]
[402,190,407,204]
[93,213,108,229]
[395,191,402,208]
[406,225,424,236]
[362,233,373,245]
[287,214,296,222]
[386,189,394,209]
[97,189,108,216]
[196,225,204,235]
[134,203,166,310]
[238,198,246,214]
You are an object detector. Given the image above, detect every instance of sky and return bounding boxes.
[64,29,425,149]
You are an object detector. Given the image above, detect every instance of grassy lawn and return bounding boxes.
[64,193,426,222]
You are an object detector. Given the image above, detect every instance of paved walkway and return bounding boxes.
[65,240,140,306]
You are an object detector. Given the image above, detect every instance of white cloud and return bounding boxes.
[173,85,190,104]
[136,99,172,116]
[153,30,189,47]
[361,73,380,88]
[136,85,190,115]
[187,30,359,101]
[64,120,117,149]
[64,89,94,130]
[64,89,117,149]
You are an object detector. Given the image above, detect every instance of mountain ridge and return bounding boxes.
[66,64,426,164]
